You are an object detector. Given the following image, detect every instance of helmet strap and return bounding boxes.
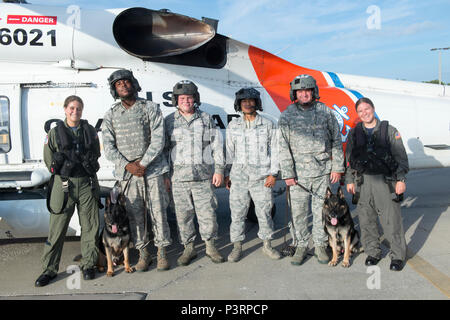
[242,107,257,115]
[297,99,315,108]
[242,106,257,121]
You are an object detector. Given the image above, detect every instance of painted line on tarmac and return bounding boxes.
[406,249,450,299]
[381,239,450,298]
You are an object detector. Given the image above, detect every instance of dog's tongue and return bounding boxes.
[331,218,338,226]
[112,224,118,234]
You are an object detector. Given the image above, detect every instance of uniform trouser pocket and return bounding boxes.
[172,180,218,244]
[77,177,100,269]
[229,179,251,242]
[121,177,148,250]
[49,175,65,213]
[191,180,218,242]
[42,208,74,275]
[372,178,406,261]
[248,180,274,241]
[121,175,172,250]
[43,176,99,272]
[357,175,407,260]
[289,175,329,247]
[145,175,172,248]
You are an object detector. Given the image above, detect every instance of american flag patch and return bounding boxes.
[395,132,401,140]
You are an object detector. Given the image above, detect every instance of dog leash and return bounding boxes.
[111,178,132,203]
[281,185,298,257]
[117,176,153,250]
[294,181,326,201]
[142,176,152,249]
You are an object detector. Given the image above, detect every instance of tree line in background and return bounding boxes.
[422,79,450,85]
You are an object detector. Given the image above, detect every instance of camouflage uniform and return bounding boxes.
[164,109,224,245]
[278,101,344,247]
[226,114,279,242]
[345,119,409,261]
[102,98,171,250]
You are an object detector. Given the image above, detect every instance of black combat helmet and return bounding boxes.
[234,88,262,112]
[171,80,201,107]
[108,69,141,99]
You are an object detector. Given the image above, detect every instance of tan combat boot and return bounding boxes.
[135,248,151,272]
[177,242,197,266]
[205,239,224,263]
[291,246,308,266]
[262,240,281,260]
[157,247,170,271]
[227,241,242,262]
[314,246,330,264]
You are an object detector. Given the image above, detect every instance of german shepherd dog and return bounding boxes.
[323,187,360,267]
[102,194,133,277]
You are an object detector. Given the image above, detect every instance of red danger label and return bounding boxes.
[7,15,57,25]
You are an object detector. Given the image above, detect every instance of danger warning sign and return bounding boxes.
[7,15,57,25]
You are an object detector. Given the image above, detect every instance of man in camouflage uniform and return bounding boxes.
[278,74,344,265]
[164,80,225,266]
[225,88,281,262]
[102,70,172,272]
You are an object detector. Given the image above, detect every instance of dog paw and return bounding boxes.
[125,267,134,273]
[341,261,350,268]
[328,260,338,267]
[106,271,114,277]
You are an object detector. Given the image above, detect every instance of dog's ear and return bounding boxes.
[118,193,126,206]
[326,187,333,198]
[105,196,111,209]
[337,186,345,199]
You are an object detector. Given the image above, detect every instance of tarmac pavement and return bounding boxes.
[0,168,449,300]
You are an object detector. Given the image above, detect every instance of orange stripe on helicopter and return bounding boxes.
[248,45,362,150]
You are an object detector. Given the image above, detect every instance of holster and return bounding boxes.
[352,173,363,205]
[385,176,404,203]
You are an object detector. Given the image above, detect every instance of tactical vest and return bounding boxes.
[50,120,100,178]
[349,121,398,175]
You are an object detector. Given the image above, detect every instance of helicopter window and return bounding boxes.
[0,96,11,153]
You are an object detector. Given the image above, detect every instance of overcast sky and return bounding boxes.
[28,0,450,83]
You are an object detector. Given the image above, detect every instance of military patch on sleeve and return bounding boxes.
[395,132,401,140]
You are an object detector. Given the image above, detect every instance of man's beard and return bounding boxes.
[120,91,137,101]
